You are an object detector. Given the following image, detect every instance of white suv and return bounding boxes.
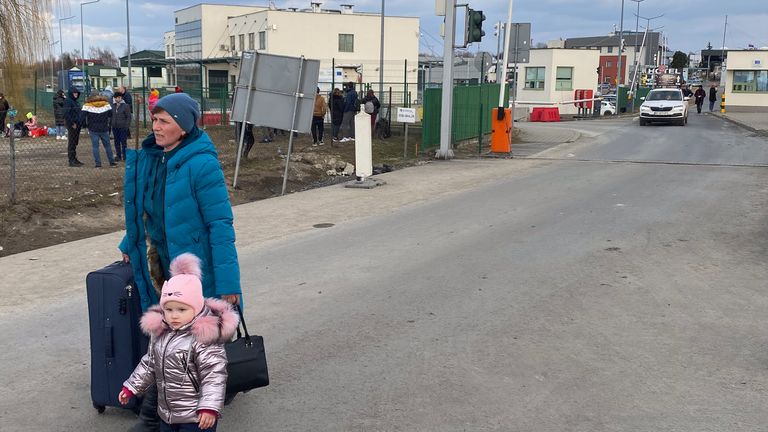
[639,88,689,126]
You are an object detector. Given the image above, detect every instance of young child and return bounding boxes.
[118,253,239,431]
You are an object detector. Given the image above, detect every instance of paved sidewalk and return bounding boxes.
[710,111,768,132]
[0,158,547,316]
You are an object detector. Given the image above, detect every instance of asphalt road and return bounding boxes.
[1,113,767,431]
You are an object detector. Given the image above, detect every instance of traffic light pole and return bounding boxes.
[437,0,456,159]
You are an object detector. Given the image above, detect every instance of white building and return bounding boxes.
[163,2,419,100]
[723,49,768,111]
[514,48,601,116]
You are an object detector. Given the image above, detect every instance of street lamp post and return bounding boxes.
[126,0,132,88]
[50,40,59,87]
[58,15,76,85]
[80,0,101,69]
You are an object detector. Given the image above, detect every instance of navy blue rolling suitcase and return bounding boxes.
[86,261,147,414]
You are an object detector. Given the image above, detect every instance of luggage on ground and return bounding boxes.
[86,261,147,414]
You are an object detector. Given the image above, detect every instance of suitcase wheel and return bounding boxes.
[93,403,106,414]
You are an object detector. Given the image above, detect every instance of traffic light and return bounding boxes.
[466,8,486,44]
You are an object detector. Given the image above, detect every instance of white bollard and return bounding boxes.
[353,110,373,180]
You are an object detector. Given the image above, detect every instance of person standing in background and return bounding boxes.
[64,88,84,167]
[53,90,67,140]
[311,87,328,146]
[330,88,344,143]
[361,89,381,134]
[708,84,718,112]
[112,93,132,161]
[0,93,10,136]
[340,82,358,142]
[693,85,706,114]
[82,94,115,168]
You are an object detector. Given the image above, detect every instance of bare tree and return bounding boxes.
[88,46,119,67]
[0,0,52,112]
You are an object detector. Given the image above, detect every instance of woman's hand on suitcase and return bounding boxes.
[221,294,240,305]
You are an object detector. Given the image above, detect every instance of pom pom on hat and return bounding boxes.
[170,253,202,279]
[161,253,205,316]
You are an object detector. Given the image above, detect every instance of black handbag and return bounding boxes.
[225,305,269,395]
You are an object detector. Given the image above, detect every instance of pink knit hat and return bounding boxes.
[160,253,204,316]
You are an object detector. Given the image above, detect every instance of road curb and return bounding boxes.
[708,112,759,133]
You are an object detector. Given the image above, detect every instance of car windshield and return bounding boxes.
[647,91,682,101]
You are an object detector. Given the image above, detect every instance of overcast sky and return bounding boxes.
[53,0,767,60]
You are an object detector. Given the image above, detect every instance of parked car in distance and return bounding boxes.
[601,100,616,115]
[639,88,689,126]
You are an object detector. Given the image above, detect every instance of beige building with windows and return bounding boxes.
[163,3,419,100]
[723,49,768,111]
[514,48,601,115]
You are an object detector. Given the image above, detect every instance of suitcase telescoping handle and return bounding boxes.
[105,320,114,359]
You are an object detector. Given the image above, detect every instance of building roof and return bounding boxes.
[82,64,126,77]
[120,50,166,67]
[565,32,653,49]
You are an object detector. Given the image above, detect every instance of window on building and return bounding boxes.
[166,45,171,57]
[338,34,354,52]
[524,67,545,89]
[259,31,266,50]
[607,46,613,53]
[230,35,235,51]
[239,34,245,51]
[606,61,612,67]
[248,33,255,50]
[555,67,573,90]
[733,70,768,92]
[171,44,175,57]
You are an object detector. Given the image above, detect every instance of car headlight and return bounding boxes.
[671,106,684,112]
[640,106,651,112]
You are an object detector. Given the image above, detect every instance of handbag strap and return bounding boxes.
[234,304,251,342]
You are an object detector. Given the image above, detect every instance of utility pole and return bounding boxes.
[614,0,625,116]
[629,0,644,79]
[379,0,385,100]
[437,0,456,159]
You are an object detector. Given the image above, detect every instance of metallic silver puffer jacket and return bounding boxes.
[124,298,239,424]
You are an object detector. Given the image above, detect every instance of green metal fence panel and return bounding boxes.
[421,84,508,150]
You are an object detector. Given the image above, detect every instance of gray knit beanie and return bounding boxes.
[155,93,200,133]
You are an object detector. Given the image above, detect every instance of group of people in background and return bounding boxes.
[54,85,133,167]
[686,84,719,114]
[311,82,381,145]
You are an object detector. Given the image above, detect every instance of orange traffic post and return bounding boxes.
[491,107,512,153]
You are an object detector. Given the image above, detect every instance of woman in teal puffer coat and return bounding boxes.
[118,93,241,312]
[119,93,242,431]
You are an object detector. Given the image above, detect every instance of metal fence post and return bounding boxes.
[9,130,17,204]
[34,70,38,116]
